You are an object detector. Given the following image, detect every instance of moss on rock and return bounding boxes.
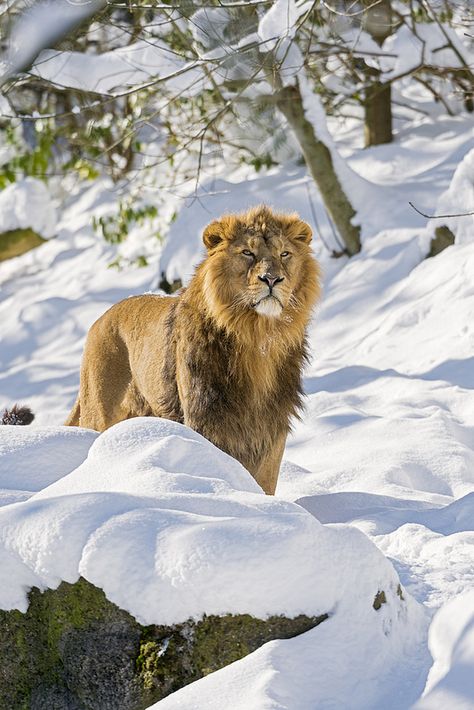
[428,225,455,258]
[373,590,387,610]
[0,578,327,710]
[0,228,46,262]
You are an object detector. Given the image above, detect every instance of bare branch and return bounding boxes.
[106,0,272,8]
[321,0,382,18]
[408,202,474,219]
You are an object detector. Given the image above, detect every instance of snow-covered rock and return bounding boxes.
[0,575,325,710]
[0,417,416,633]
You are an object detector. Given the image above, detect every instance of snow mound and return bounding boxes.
[430,146,474,245]
[0,424,96,506]
[0,178,56,238]
[414,592,474,709]
[0,417,418,635]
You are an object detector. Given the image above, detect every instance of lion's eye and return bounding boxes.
[281,251,290,258]
[242,249,254,257]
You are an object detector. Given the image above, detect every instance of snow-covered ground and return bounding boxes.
[1,111,474,708]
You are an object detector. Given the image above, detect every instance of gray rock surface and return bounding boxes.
[0,577,327,709]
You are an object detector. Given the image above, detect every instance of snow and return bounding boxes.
[161,115,473,285]
[153,595,427,710]
[191,8,234,50]
[0,107,474,707]
[414,592,474,709]
[429,145,474,244]
[382,22,474,83]
[0,425,96,505]
[32,41,203,96]
[0,417,418,638]
[0,178,56,238]
[258,0,309,50]
[0,0,106,84]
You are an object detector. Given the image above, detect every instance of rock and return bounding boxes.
[428,225,455,258]
[0,228,46,262]
[0,577,327,710]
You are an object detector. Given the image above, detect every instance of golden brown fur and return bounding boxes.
[66,205,321,494]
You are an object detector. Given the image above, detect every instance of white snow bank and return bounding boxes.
[276,232,474,518]
[0,417,418,635]
[0,178,56,238]
[414,592,474,709]
[0,425,96,506]
[429,145,474,245]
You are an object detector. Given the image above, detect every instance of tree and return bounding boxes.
[362,0,393,146]
[0,0,472,259]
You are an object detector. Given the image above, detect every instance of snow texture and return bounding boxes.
[0,424,96,505]
[0,416,418,637]
[382,22,473,83]
[0,0,106,84]
[32,40,203,96]
[0,178,56,237]
[414,592,474,709]
[258,0,302,50]
[429,145,474,244]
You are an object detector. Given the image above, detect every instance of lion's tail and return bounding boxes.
[64,396,80,426]
[1,405,35,425]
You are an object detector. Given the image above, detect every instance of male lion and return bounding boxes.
[66,205,321,494]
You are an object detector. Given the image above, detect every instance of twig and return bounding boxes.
[408,202,474,218]
[321,0,382,18]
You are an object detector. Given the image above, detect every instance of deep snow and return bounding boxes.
[0,417,420,639]
[1,111,474,707]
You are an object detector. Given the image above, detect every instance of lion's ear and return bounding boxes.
[287,218,312,245]
[294,220,312,244]
[203,220,224,250]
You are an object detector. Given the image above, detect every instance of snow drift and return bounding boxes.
[0,417,420,635]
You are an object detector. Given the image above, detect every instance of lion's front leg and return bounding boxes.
[251,431,287,495]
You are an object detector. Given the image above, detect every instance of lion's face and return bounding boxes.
[202,206,319,325]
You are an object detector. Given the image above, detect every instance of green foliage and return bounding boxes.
[0,123,54,188]
[92,199,158,245]
[0,120,100,187]
[61,157,100,181]
[247,153,277,172]
[93,198,161,270]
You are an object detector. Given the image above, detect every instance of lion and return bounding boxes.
[65,205,321,494]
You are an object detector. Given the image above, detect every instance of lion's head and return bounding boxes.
[197,206,321,339]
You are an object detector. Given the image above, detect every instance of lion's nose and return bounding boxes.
[258,274,284,289]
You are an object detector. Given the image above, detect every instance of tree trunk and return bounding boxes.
[276,83,361,256]
[363,0,393,147]
[364,81,392,146]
